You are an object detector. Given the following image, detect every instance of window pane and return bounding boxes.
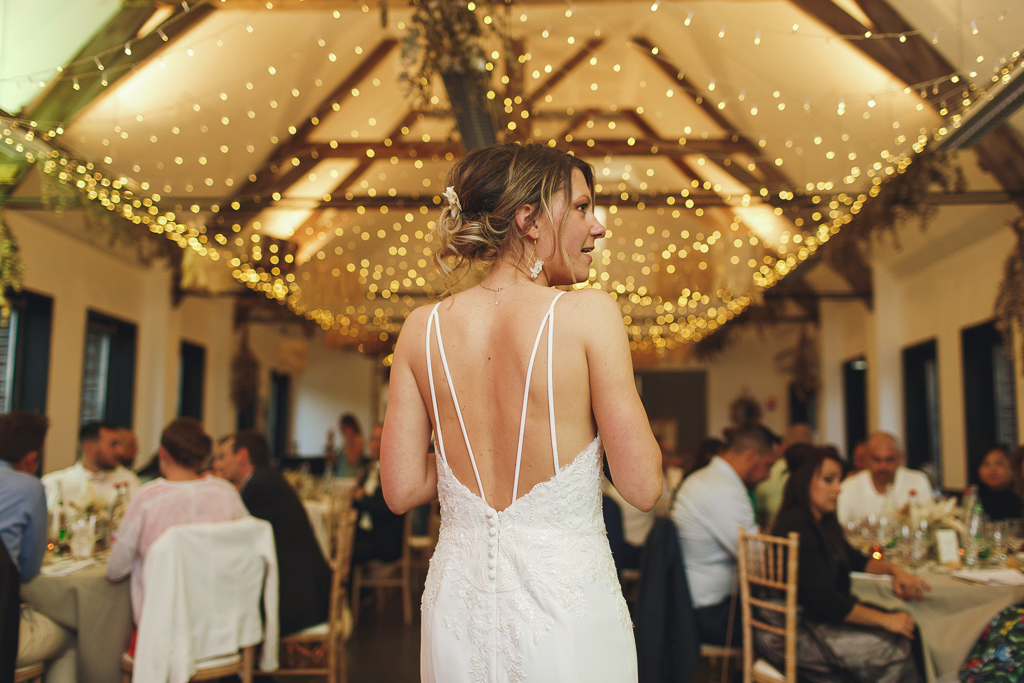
[0,310,18,413]
[81,328,111,423]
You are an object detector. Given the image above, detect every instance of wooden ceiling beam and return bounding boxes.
[216,38,398,227]
[525,38,605,109]
[631,36,784,188]
[789,0,1024,210]
[307,136,748,159]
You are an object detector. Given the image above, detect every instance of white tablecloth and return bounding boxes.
[852,571,1024,682]
[303,499,331,562]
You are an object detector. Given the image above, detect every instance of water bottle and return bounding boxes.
[965,502,984,567]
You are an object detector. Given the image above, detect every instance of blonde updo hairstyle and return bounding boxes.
[432,142,595,287]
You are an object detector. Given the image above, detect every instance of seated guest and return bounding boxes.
[756,423,814,528]
[325,413,366,478]
[107,418,247,625]
[671,425,779,646]
[762,448,928,683]
[602,480,651,571]
[214,431,332,636]
[686,437,724,477]
[975,445,1022,520]
[42,422,139,509]
[117,428,138,470]
[352,424,404,565]
[837,432,933,526]
[0,413,76,675]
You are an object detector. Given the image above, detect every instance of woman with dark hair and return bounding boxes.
[758,447,929,683]
[975,444,1022,520]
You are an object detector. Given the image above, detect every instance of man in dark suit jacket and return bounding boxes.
[351,424,405,565]
[216,431,331,636]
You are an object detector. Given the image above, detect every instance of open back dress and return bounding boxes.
[419,292,636,683]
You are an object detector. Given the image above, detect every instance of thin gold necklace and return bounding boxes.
[478,280,521,305]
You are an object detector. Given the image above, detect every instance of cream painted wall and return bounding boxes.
[243,325,377,457]
[813,202,1020,490]
[8,210,236,473]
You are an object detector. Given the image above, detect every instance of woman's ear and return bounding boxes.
[515,204,539,241]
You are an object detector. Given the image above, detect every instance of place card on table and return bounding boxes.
[935,528,961,565]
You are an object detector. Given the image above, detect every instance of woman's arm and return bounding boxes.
[380,306,438,514]
[845,604,917,639]
[578,290,662,511]
[864,557,931,601]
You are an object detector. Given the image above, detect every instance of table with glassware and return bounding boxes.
[847,511,1024,683]
[21,553,133,683]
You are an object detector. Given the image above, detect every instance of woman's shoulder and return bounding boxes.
[556,288,625,332]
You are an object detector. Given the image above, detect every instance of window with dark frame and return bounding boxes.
[178,341,206,420]
[842,357,867,464]
[963,321,1017,482]
[0,290,53,417]
[80,311,136,428]
[903,340,942,484]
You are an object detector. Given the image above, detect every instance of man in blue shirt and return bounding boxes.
[0,412,75,673]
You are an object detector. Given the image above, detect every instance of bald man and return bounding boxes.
[837,432,933,526]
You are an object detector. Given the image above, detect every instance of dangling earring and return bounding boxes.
[528,240,544,279]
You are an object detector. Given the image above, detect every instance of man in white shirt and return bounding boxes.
[671,424,779,646]
[837,432,933,526]
[42,422,140,511]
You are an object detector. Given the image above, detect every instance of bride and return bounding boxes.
[381,142,662,682]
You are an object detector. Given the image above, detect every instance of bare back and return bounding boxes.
[411,284,596,511]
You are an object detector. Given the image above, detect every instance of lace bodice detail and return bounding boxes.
[420,293,635,683]
[424,435,629,682]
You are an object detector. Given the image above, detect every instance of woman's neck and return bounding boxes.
[483,256,549,289]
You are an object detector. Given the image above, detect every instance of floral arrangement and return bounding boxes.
[0,212,24,321]
[897,494,965,536]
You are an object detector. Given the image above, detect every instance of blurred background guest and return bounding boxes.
[837,432,933,526]
[351,423,403,566]
[325,413,366,478]
[214,430,331,636]
[116,428,138,471]
[975,444,1022,521]
[686,437,724,477]
[756,423,814,529]
[671,425,778,646]
[0,412,77,680]
[42,422,139,510]
[107,418,247,627]
[764,447,927,683]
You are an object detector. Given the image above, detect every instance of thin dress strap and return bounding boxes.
[511,292,565,503]
[426,304,487,505]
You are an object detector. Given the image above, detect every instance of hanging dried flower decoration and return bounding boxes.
[0,212,24,321]
[995,217,1024,363]
[400,0,499,106]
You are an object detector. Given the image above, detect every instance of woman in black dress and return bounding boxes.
[976,445,1022,521]
[758,447,930,683]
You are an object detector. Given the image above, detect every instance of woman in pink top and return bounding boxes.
[107,418,248,624]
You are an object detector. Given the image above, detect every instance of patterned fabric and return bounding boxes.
[960,606,1024,683]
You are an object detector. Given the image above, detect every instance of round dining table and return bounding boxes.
[21,560,133,683]
[852,570,1024,683]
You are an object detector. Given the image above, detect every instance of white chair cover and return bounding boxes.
[133,517,279,683]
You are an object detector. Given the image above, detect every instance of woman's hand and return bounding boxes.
[892,568,930,601]
[882,612,917,639]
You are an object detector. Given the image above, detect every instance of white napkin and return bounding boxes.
[40,558,98,576]
[951,569,1024,586]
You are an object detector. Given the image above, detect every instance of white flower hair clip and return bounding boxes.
[443,186,462,219]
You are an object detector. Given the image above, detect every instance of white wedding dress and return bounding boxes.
[420,292,637,683]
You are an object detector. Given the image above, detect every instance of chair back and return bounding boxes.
[0,540,19,683]
[736,528,799,683]
[328,493,358,628]
[134,518,280,683]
